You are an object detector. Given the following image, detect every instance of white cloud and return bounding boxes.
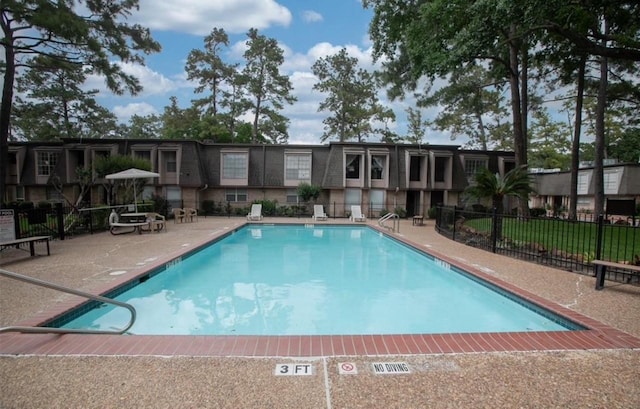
[87,62,184,97]
[135,0,292,35]
[301,10,323,23]
[113,102,159,122]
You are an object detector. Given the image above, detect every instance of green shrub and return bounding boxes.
[394,207,407,218]
[530,207,546,217]
[37,201,53,209]
[202,200,216,215]
[427,207,438,219]
[150,194,169,216]
[296,183,321,202]
[254,199,277,216]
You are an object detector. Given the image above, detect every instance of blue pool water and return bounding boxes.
[61,225,579,335]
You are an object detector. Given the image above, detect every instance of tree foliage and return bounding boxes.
[465,165,535,213]
[1,0,161,201]
[242,28,296,144]
[185,28,235,118]
[12,55,118,140]
[312,48,393,142]
[404,107,427,145]
[421,66,511,150]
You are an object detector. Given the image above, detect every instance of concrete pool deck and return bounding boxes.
[1,217,639,408]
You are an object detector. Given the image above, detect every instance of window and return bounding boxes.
[604,170,622,194]
[370,190,385,211]
[37,151,59,176]
[166,186,181,209]
[134,150,151,163]
[8,152,18,177]
[577,197,590,207]
[222,153,248,179]
[409,156,421,181]
[503,161,516,174]
[577,172,590,195]
[164,151,177,173]
[226,188,247,202]
[16,186,25,201]
[286,189,300,204]
[345,188,361,207]
[345,154,360,179]
[434,157,447,182]
[371,155,386,180]
[285,154,311,181]
[464,158,488,182]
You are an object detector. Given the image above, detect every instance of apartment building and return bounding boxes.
[530,164,640,218]
[5,139,516,217]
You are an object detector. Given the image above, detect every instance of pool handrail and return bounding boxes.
[378,213,400,233]
[0,268,136,335]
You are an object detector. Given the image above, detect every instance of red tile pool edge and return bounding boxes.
[2,224,640,357]
[2,328,639,357]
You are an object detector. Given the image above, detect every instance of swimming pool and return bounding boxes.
[59,225,581,336]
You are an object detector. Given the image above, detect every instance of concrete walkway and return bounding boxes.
[1,217,639,408]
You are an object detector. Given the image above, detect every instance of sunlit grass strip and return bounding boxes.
[465,218,640,263]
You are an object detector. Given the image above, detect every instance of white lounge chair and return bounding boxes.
[312,204,328,221]
[247,204,263,221]
[350,205,367,222]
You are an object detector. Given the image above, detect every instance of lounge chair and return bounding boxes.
[247,204,263,221]
[350,205,367,222]
[312,204,328,221]
[172,208,186,223]
[184,207,198,222]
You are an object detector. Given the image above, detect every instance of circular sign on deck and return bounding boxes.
[338,362,357,375]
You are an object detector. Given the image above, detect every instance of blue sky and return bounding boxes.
[88,0,453,145]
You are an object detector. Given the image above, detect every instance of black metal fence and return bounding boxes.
[435,206,640,285]
[6,203,157,240]
[7,200,388,240]
[199,200,408,219]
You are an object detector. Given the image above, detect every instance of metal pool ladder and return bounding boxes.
[0,268,136,335]
[378,213,400,233]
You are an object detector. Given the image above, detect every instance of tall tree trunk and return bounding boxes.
[508,38,525,167]
[569,55,586,221]
[594,48,608,217]
[508,25,528,216]
[0,22,15,204]
[474,110,488,151]
[518,45,530,216]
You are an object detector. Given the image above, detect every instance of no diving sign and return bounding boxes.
[338,362,358,375]
[372,362,411,374]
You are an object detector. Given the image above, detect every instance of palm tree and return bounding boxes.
[465,165,535,239]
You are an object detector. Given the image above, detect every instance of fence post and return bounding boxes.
[595,213,604,262]
[452,206,457,241]
[491,207,498,253]
[55,203,65,240]
[13,209,21,239]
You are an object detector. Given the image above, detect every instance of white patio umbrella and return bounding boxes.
[105,168,160,212]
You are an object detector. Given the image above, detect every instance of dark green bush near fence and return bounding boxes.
[150,194,170,216]
[253,199,278,216]
[530,207,546,217]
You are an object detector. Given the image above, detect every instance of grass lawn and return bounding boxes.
[464,217,640,263]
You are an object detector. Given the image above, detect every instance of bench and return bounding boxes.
[109,222,150,235]
[0,236,51,256]
[592,259,640,290]
[412,215,424,226]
